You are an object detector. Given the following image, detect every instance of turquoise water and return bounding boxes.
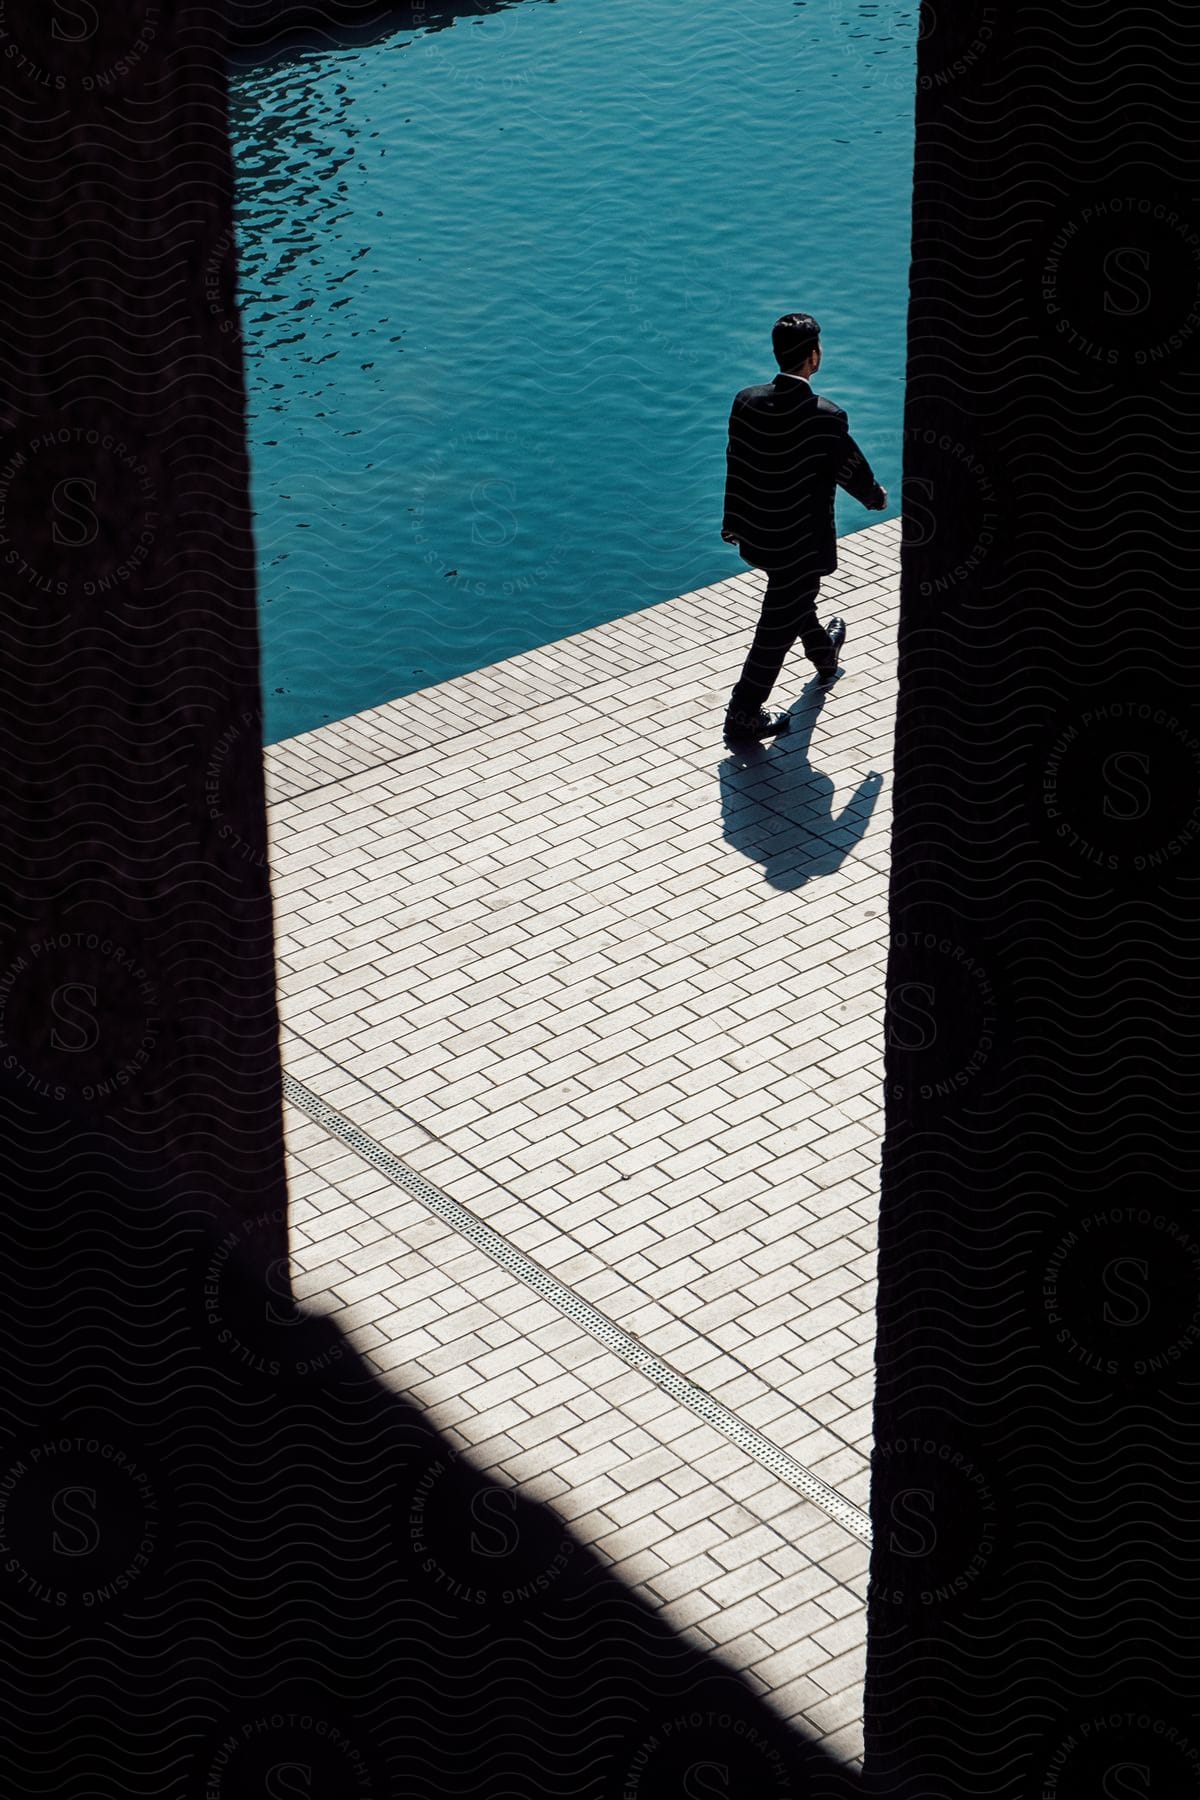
[227,0,916,745]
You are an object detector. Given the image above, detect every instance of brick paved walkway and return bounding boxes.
[265,515,901,1768]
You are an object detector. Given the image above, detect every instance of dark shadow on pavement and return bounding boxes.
[1,1080,865,1800]
[719,677,884,892]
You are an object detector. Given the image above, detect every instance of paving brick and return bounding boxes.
[708,1524,786,1573]
[819,1541,872,1584]
[808,1640,868,1697]
[601,1482,681,1530]
[643,1551,730,1603]
[748,1636,834,1689]
[813,1610,867,1658]
[800,1680,867,1736]
[763,1671,830,1721]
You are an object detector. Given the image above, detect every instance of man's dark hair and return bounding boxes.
[772,312,821,372]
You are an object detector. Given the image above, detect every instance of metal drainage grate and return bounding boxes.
[283,1070,873,1545]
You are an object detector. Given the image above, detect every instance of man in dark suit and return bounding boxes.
[721,312,887,745]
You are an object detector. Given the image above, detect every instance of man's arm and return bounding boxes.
[722,397,748,540]
[834,410,887,510]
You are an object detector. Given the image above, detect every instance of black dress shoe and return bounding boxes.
[723,705,791,745]
[814,616,846,681]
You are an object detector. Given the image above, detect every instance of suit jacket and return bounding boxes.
[722,374,883,577]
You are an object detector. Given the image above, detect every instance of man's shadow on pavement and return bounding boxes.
[719,675,884,891]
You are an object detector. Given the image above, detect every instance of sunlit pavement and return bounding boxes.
[266,515,901,1767]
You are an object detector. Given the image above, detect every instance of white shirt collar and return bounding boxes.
[779,372,811,386]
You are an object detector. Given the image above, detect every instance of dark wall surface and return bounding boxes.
[868,2,1200,1793]
[0,0,287,1259]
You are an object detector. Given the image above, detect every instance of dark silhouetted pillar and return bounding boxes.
[868,3,1200,1793]
[0,0,288,1262]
